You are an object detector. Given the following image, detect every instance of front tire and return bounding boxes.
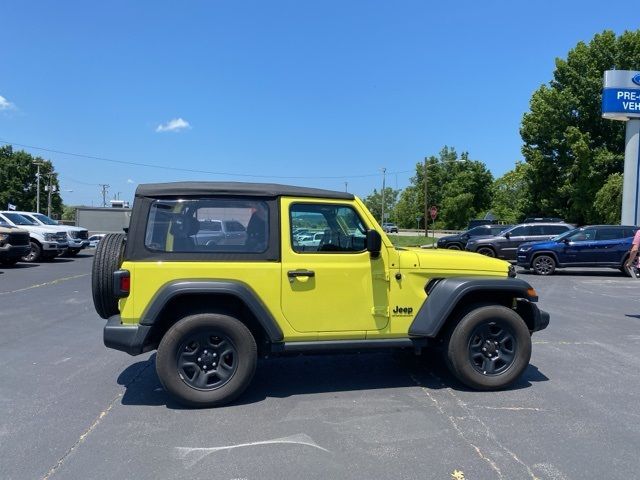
[444,305,531,390]
[156,313,257,408]
[22,241,42,262]
[447,244,462,250]
[0,258,19,266]
[532,254,556,275]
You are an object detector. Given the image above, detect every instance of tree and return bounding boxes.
[594,173,623,224]
[489,162,531,223]
[0,145,63,216]
[520,30,640,224]
[394,147,494,229]
[363,187,399,223]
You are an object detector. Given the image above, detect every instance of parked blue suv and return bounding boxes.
[517,225,638,275]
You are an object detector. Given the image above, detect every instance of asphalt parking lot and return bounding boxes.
[2,254,640,480]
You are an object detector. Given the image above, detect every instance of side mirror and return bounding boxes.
[562,237,569,244]
[366,230,382,258]
[504,232,511,239]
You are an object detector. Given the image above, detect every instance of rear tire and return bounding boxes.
[444,305,531,390]
[476,246,495,257]
[447,244,462,250]
[156,313,257,408]
[91,233,126,319]
[22,241,42,262]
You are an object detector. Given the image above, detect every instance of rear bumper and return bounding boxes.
[103,315,153,355]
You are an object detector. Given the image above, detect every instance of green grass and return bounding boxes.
[387,234,436,247]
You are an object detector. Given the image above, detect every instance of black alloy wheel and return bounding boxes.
[468,321,516,376]
[156,313,257,408]
[532,255,556,275]
[444,305,531,390]
[177,331,238,391]
[476,246,495,257]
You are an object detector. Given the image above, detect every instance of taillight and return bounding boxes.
[113,270,130,298]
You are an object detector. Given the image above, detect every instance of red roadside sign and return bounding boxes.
[429,206,438,220]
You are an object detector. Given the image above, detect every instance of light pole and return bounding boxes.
[33,161,44,213]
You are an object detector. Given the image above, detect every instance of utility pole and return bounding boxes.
[46,173,54,217]
[99,184,110,207]
[381,167,386,225]
[424,157,428,237]
[33,161,44,213]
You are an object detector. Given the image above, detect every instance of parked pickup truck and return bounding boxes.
[0,220,30,266]
[92,181,550,408]
[15,211,89,256]
[0,211,68,262]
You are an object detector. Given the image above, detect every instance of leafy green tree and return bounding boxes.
[489,162,531,223]
[0,145,63,216]
[62,205,77,221]
[594,173,623,224]
[363,187,399,223]
[394,146,493,229]
[520,30,639,224]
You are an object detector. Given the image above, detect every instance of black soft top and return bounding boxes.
[135,181,354,200]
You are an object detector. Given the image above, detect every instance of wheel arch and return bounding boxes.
[409,277,538,339]
[530,250,560,265]
[140,281,283,353]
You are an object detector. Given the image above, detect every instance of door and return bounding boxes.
[593,227,627,264]
[501,226,532,260]
[562,228,598,264]
[280,199,389,335]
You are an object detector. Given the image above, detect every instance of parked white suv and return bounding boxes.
[15,211,90,256]
[0,212,68,262]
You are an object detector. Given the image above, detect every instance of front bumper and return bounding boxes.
[67,239,90,249]
[42,241,68,252]
[0,244,31,260]
[517,299,549,333]
[516,252,532,267]
[104,315,153,355]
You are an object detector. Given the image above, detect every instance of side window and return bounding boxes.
[543,225,569,235]
[624,228,638,238]
[290,204,367,253]
[596,228,623,240]
[530,225,545,236]
[567,228,596,242]
[508,226,530,237]
[145,198,269,253]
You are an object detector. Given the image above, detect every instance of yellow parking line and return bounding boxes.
[0,273,88,295]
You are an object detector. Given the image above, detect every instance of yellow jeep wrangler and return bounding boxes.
[92,182,549,407]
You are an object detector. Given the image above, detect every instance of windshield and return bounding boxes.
[32,213,58,225]
[2,213,38,225]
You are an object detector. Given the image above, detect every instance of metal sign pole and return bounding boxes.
[622,119,640,225]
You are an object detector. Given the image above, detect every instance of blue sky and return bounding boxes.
[0,1,637,206]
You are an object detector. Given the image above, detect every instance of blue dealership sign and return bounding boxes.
[602,70,640,121]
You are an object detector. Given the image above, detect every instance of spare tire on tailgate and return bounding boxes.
[92,233,126,319]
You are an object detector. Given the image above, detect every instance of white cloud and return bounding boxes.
[127,179,135,184]
[0,95,15,110]
[156,117,191,133]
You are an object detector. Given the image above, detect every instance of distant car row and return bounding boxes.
[0,210,104,266]
[439,222,639,275]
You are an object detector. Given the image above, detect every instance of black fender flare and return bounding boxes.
[140,280,284,342]
[409,277,538,337]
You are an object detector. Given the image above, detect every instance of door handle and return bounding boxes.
[287,269,315,278]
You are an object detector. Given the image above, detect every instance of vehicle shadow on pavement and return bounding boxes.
[518,269,627,278]
[2,263,39,269]
[117,351,549,408]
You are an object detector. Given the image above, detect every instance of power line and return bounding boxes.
[1,139,415,181]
